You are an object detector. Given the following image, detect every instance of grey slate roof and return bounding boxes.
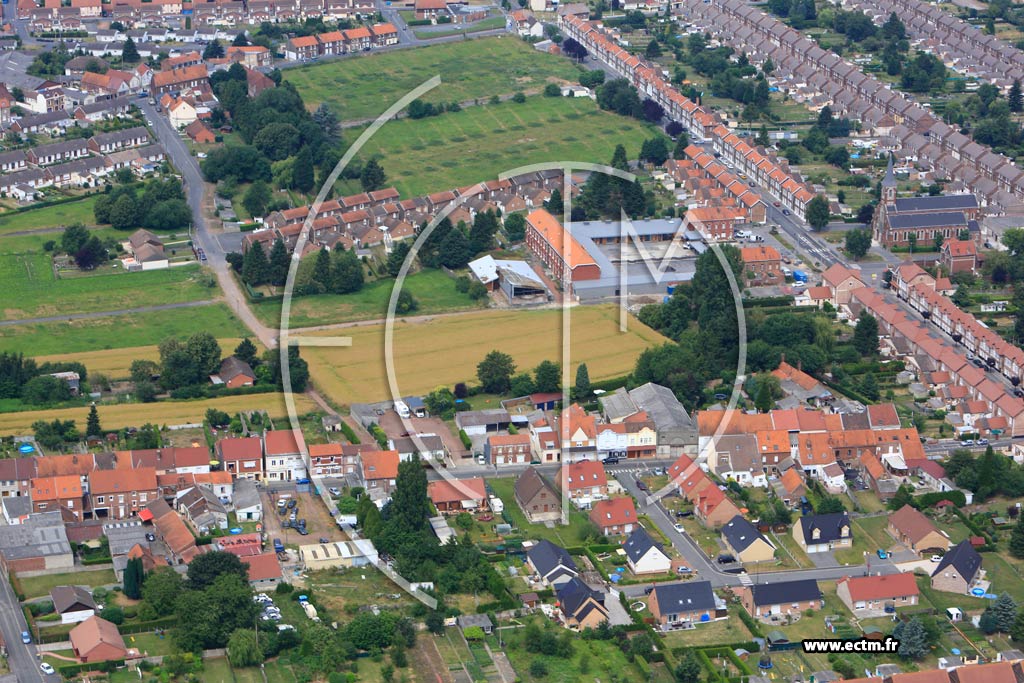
[932,540,982,581]
[528,539,578,579]
[797,512,851,544]
[746,579,821,607]
[721,515,772,554]
[888,211,968,230]
[651,580,717,613]
[892,195,979,213]
[0,511,71,560]
[623,527,665,563]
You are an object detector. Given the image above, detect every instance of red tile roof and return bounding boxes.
[838,572,919,602]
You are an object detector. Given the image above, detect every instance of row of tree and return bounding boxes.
[93,178,190,232]
[0,352,88,405]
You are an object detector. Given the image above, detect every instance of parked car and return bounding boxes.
[286,499,297,510]
[277,499,288,510]
[145,533,156,542]
[717,554,736,564]
[328,487,341,496]
[273,538,284,553]
[673,523,685,533]
[636,481,649,492]
[602,456,620,465]
[876,549,888,559]
[978,438,990,446]
[961,439,975,447]
[21,631,30,644]
[40,663,55,676]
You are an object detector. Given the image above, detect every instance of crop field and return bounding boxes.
[0,392,316,434]
[0,196,99,235]
[301,304,669,404]
[336,95,662,197]
[33,337,257,379]
[0,304,249,355]
[255,269,485,328]
[0,252,217,321]
[284,36,582,122]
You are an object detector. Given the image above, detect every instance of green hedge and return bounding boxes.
[3,193,96,216]
[58,659,124,678]
[735,606,764,638]
[914,490,967,509]
[117,615,178,634]
[458,429,472,449]
[743,295,795,308]
[81,556,113,566]
[339,419,361,445]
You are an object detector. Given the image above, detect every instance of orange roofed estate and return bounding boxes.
[525,208,601,285]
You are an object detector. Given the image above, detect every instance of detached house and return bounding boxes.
[50,585,97,624]
[427,477,488,514]
[888,504,950,556]
[623,527,671,575]
[556,577,608,630]
[793,512,852,553]
[515,466,561,523]
[736,579,822,618]
[721,515,775,563]
[931,540,983,594]
[589,497,637,536]
[559,460,608,508]
[837,573,920,614]
[648,580,724,627]
[526,539,579,588]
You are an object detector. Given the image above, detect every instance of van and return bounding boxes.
[748,234,764,242]
[781,266,792,276]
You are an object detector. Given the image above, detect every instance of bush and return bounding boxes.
[529,660,548,677]
[458,429,472,449]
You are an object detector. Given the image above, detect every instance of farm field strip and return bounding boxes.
[301,304,668,404]
[0,393,315,434]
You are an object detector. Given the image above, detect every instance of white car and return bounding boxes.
[930,555,943,562]
[328,487,341,496]
[40,663,55,676]
[673,523,685,533]
[197,152,208,159]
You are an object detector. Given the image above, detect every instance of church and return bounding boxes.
[872,155,981,249]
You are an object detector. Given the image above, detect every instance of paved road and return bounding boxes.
[0,568,46,683]
[137,100,278,350]
[0,299,217,327]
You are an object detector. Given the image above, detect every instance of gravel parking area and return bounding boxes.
[261,489,349,549]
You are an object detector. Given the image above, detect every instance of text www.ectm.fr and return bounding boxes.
[802,638,900,654]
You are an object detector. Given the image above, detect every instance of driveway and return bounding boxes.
[808,551,841,569]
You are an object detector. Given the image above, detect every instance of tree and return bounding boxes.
[312,103,341,144]
[121,36,140,63]
[85,404,103,438]
[313,247,332,290]
[639,136,669,165]
[1012,609,1024,642]
[477,350,516,393]
[395,289,418,314]
[853,310,879,357]
[894,617,929,659]
[439,228,473,269]
[645,38,661,58]
[575,363,591,398]
[425,611,445,634]
[187,550,249,590]
[675,650,703,683]
[859,372,880,401]
[386,241,412,277]
[544,83,562,97]
[234,338,258,366]
[361,158,386,192]
[992,594,1018,632]
[242,241,270,286]
[806,195,830,230]
[100,605,124,625]
[545,188,564,216]
[1011,516,1024,559]
[242,179,271,218]
[330,247,364,294]
[268,237,290,287]
[952,284,972,308]
[61,223,90,256]
[1011,80,1023,113]
[203,39,225,60]
[232,32,249,46]
[845,228,871,259]
[534,360,561,394]
[227,629,264,667]
[142,567,184,616]
[123,556,144,599]
[291,146,314,193]
[756,125,770,147]
[816,495,846,514]
[754,380,772,412]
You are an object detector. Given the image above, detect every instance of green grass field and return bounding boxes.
[0,197,99,235]
[284,36,582,122]
[16,568,116,599]
[0,303,249,355]
[337,95,663,197]
[413,15,507,39]
[254,269,484,328]
[0,254,216,321]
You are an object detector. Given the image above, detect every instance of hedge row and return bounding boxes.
[338,419,361,445]
[913,490,967,509]
[4,192,96,215]
[117,615,178,634]
[59,659,124,678]
[735,606,764,639]
[81,556,113,566]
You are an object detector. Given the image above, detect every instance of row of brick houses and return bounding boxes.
[0,144,165,196]
[557,14,819,220]
[283,23,398,60]
[250,171,562,257]
[842,266,1024,436]
[20,0,375,24]
[841,0,1024,91]
[679,0,1024,212]
[668,145,768,225]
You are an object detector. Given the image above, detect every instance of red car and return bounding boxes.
[773,201,781,207]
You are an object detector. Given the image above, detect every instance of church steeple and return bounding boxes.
[881,153,897,204]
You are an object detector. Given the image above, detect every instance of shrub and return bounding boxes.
[459,429,472,449]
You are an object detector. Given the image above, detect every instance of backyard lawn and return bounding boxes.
[660,616,753,647]
[16,568,116,599]
[0,304,249,355]
[284,36,582,122]
[254,269,485,328]
[488,477,599,546]
[0,196,99,235]
[0,254,215,322]
[335,96,664,197]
